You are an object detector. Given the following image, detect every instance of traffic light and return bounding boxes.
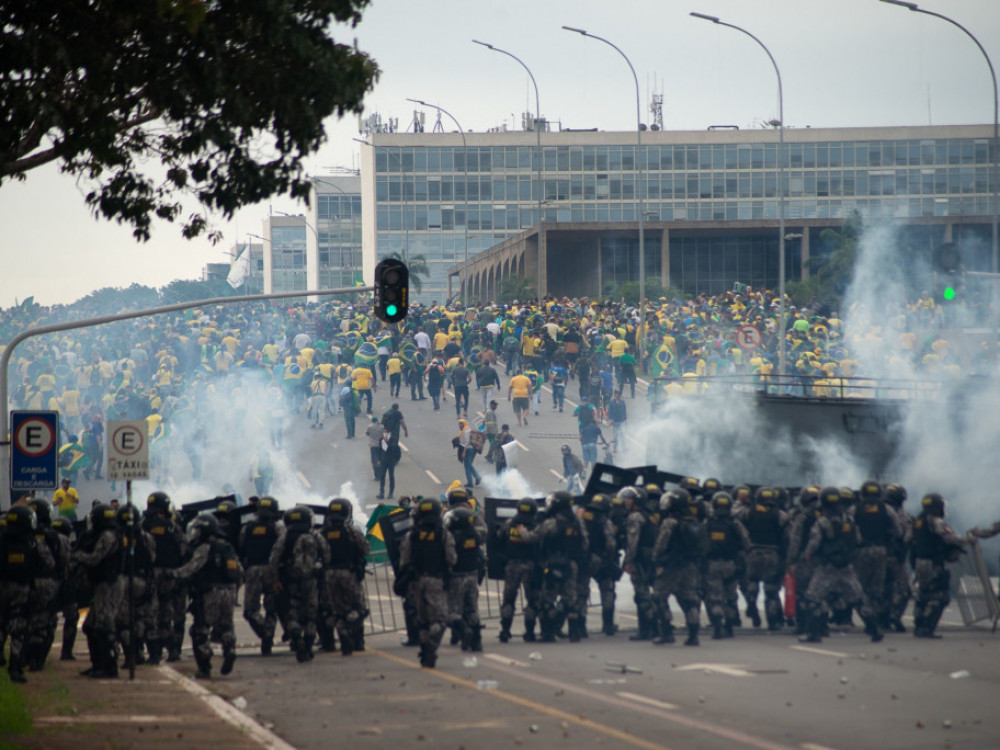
[374,258,409,322]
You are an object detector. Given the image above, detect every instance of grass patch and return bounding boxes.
[0,673,33,741]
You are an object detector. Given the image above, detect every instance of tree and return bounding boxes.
[497,276,535,305]
[789,211,863,311]
[384,251,429,294]
[1,0,379,242]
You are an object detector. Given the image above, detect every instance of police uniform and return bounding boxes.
[171,515,242,677]
[445,507,486,651]
[114,506,157,669]
[270,506,321,662]
[239,498,285,655]
[786,490,822,635]
[651,490,705,646]
[703,494,750,639]
[742,488,787,630]
[623,493,658,640]
[26,500,71,671]
[910,494,965,638]
[143,495,189,664]
[498,501,541,643]
[853,484,903,639]
[319,500,370,656]
[581,495,620,636]
[399,499,457,668]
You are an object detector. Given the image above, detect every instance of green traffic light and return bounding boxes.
[943,287,956,301]
[386,304,398,316]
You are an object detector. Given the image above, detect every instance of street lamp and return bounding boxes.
[690,12,788,375]
[354,138,409,265]
[473,39,544,303]
[407,98,470,307]
[562,25,647,370]
[880,0,999,275]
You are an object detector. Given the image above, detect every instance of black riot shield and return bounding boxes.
[378,507,414,577]
[583,464,646,498]
[483,497,522,581]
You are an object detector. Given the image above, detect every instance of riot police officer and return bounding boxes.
[143,491,188,664]
[854,481,903,642]
[0,505,55,683]
[319,498,369,656]
[651,488,705,646]
[883,484,913,633]
[169,514,242,677]
[582,493,620,636]
[50,516,80,661]
[73,502,124,678]
[910,493,966,639]
[498,498,541,643]
[238,495,284,655]
[399,497,456,668]
[621,486,657,641]
[445,506,485,651]
[115,504,156,669]
[786,486,822,635]
[743,486,787,631]
[271,505,322,662]
[26,498,70,670]
[704,492,750,639]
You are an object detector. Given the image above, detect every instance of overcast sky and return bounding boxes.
[2,0,998,309]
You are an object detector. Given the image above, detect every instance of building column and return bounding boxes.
[800,229,810,281]
[661,228,671,290]
[538,226,547,299]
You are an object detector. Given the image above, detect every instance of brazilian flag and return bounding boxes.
[354,341,378,366]
[399,341,418,365]
[353,271,365,288]
[649,341,677,378]
[365,503,405,562]
[467,345,483,371]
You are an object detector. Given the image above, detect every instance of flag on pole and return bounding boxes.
[353,271,365,288]
[226,246,251,289]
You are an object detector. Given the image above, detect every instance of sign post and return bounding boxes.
[10,411,59,491]
[736,324,763,352]
[107,420,149,680]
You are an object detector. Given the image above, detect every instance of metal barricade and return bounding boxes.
[951,538,1000,630]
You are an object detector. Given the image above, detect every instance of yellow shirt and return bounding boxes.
[433,331,450,352]
[509,374,532,399]
[608,339,627,359]
[351,367,374,391]
[53,487,79,517]
[387,357,402,376]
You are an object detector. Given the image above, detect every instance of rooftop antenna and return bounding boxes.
[431,110,445,133]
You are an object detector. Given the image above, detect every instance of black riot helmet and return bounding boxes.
[712,491,734,515]
[546,490,573,514]
[754,486,777,506]
[51,516,74,538]
[326,498,353,523]
[27,498,51,527]
[90,502,118,532]
[819,486,842,511]
[665,488,691,515]
[116,504,140,530]
[644,483,663,511]
[187,513,218,544]
[921,492,945,518]
[859,480,882,501]
[257,495,280,519]
[884,484,907,508]
[5,505,36,534]
[732,485,752,505]
[588,493,611,513]
[416,497,443,520]
[146,491,171,515]
[447,487,469,507]
[445,507,475,531]
[616,486,642,507]
[702,478,723,495]
[516,497,538,517]
[799,485,821,508]
[285,505,314,531]
[214,498,239,522]
[680,476,701,496]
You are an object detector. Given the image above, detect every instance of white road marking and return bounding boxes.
[789,645,849,658]
[515,439,530,452]
[425,469,442,484]
[801,743,841,750]
[675,663,755,677]
[159,665,297,750]
[616,692,679,711]
[549,469,564,480]
[484,653,530,668]
[399,441,409,452]
[35,715,185,724]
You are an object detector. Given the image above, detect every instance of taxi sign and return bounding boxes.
[11,411,60,490]
[107,420,150,481]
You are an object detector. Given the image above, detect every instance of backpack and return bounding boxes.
[469,430,486,452]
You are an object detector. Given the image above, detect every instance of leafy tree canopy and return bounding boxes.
[1,0,379,241]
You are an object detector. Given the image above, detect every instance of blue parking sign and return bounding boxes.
[11,411,60,490]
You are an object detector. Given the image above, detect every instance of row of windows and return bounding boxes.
[374,138,994,174]
[375,195,990,232]
[317,194,361,220]
[376,165,992,204]
[600,237,663,291]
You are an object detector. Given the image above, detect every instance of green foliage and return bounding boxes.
[384,252,429,294]
[612,277,679,305]
[497,276,535,305]
[159,278,233,305]
[1,0,379,242]
[0,674,32,740]
[75,283,160,311]
[801,211,863,310]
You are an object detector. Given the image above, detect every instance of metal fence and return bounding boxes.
[951,538,1000,631]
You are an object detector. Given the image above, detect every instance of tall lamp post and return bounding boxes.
[880,0,999,275]
[406,98,470,307]
[691,12,788,375]
[563,26,647,370]
[247,232,271,293]
[354,138,409,265]
[473,39,544,302]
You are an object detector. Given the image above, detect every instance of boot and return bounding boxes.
[499,617,512,643]
[711,617,726,640]
[296,635,313,663]
[419,643,436,669]
[80,632,98,676]
[469,624,483,653]
[221,650,236,676]
[724,618,736,638]
[450,623,462,647]
[746,603,761,629]
[539,618,557,643]
[27,643,43,672]
[684,623,700,647]
[261,635,273,656]
[629,611,653,641]
[8,655,27,684]
[61,620,78,661]
[766,612,783,632]
[353,622,366,652]
[798,613,823,644]
[864,617,884,643]
[568,617,581,644]
[653,620,675,645]
[146,640,162,666]
[194,649,212,679]
[522,617,536,643]
[318,623,336,652]
[340,630,354,657]
[893,616,907,634]
[601,609,618,636]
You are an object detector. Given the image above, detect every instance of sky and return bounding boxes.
[2,0,999,309]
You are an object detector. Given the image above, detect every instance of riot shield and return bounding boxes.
[584,463,645,498]
[483,497,522,581]
[378,507,413,577]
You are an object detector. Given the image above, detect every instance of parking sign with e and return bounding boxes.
[107,420,150,481]
[11,411,60,489]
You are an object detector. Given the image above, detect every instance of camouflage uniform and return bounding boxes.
[742,495,787,630]
[623,507,658,639]
[910,511,965,638]
[115,520,157,668]
[651,512,705,645]
[26,518,70,669]
[800,509,866,643]
[172,529,242,677]
[498,513,541,642]
[703,509,750,638]
[0,511,55,682]
[399,511,457,668]
[319,517,369,655]
[143,509,188,663]
[270,511,322,662]
[786,502,821,634]
[445,508,486,651]
[853,495,903,637]
[72,512,125,678]
[884,503,913,632]
[518,504,589,642]
[581,503,619,635]
[238,512,284,654]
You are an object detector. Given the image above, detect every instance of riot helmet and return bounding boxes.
[545,490,573,514]
[819,486,842,511]
[326,498,353,522]
[666,488,691,515]
[447,487,469,507]
[712,491,734,515]
[5,505,36,534]
[588,493,611,513]
[285,505,314,531]
[146,491,171,515]
[27,498,51,527]
[702,478,723,495]
[732,485,752,505]
[921,492,945,518]
[616,486,641,507]
[257,495,280,519]
[51,516,74,538]
[516,497,538,517]
[416,497,443,520]
[754,486,777,506]
[884,484,907,508]
[445,507,475,531]
[859,480,882,501]
[187,513,218,544]
[799,485,821,507]
[90,502,118,532]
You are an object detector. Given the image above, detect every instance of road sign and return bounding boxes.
[11,411,59,490]
[107,420,149,482]
[736,324,762,351]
